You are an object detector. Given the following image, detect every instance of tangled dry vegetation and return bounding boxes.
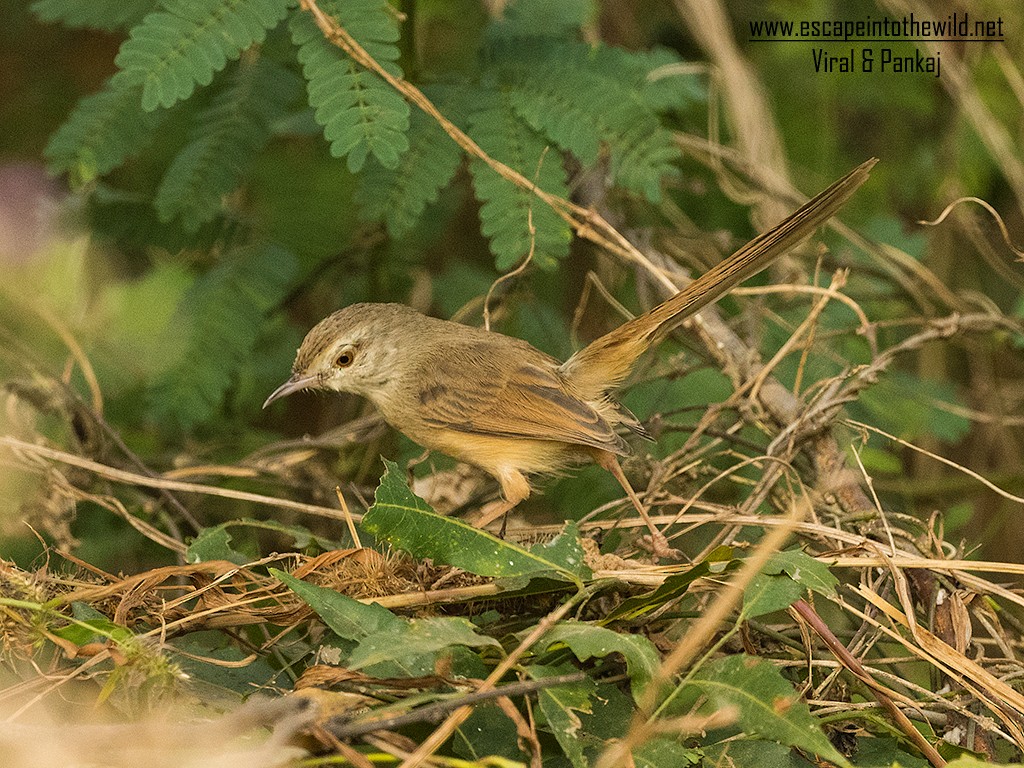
[3,0,1024,766]
[3,183,1024,765]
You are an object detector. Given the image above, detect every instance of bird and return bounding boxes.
[264,159,875,558]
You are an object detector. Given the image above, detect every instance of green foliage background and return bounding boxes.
[2,0,1023,765]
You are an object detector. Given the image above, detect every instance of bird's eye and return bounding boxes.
[335,349,355,368]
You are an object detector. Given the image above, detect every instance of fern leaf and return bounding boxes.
[592,45,704,113]
[497,38,681,202]
[155,59,301,231]
[492,0,594,38]
[32,0,156,31]
[467,92,571,271]
[44,82,168,179]
[87,187,236,254]
[289,0,409,172]
[149,244,298,429]
[113,0,291,111]
[355,86,463,237]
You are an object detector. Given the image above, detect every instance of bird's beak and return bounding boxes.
[263,374,317,409]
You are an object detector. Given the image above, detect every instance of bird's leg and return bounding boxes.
[468,467,531,532]
[471,498,514,531]
[594,451,680,560]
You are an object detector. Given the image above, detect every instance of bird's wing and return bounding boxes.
[414,339,628,455]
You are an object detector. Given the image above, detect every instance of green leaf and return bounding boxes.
[148,244,299,428]
[944,758,1018,768]
[539,622,660,701]
[743,572,806,618]
[763,550,838,598]
[850,736,929,768]
[44,82,168,179]
[604,550,735,624]
[272,569,402,640]
[289,0,410,172]
[155,59,301,230]
[113,0,291,111]
[170,630,279,695]
[467,91,572,270]
[32,0,156,31]
[276,572,497,678]
[857,371,970,443]
[633,739,702,768]
[354,86,463,237]
[53,603,134,646]
[454,704,525,763]
[686,655,850,766]
[701,739,816,768]
[744,551,838,618]
[186,526,248,564]
[187,519,326,564]
[528,663,597,768]
[348,616,500,670]
[361,460,588,582]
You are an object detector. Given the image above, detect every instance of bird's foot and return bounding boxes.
[639,531,681,561]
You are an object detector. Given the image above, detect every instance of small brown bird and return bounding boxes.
[265,159,875,558]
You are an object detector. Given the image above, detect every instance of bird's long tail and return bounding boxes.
[562,158,877,399]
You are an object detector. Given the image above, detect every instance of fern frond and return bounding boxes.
[592,45,704,113]
[467,92,571,271]
[31,0,155,31]
[289,0,409,172]
[44,82,168,180]
[355,87,463,237]
[88,187,236,254]
[495,38,682,202]
[491,0,594,38]
[149,244,298,429]
[113,0,291,111]
[155,59,301,231]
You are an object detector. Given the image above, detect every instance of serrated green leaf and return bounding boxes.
[539,622,660,701]
[186,526,248,564]
[686,655,850,766]
[592,45,704,113]
[275,572,495,678]
[32,0,156,31]
[467,91,571,270]
[273,569,402,640]
[44,82,168,178]
[348,617,500,670]
[113,0,291,111]
[155,58,301,230]
[289,0,410,172]
[528,663,597,768]
[361,460,588,582]
[187,518,326,564]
